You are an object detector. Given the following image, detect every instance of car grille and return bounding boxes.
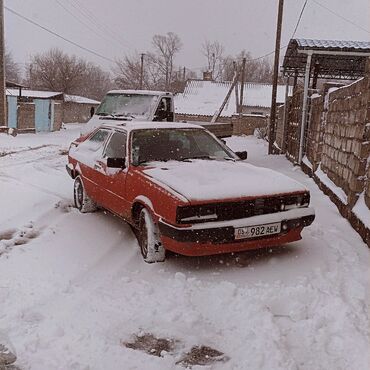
[176,193,309,224]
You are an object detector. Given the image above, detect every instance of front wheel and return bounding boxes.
[138,208,165,263]
[74,176,97,213]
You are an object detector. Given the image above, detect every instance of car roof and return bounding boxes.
[106,89,172,96]
[97,121,205,133]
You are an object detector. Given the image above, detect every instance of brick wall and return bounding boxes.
[53,103,63,131]
[63,102,99,123]
[365,165,370,209]
[17,102,35,131]
[175,113,231,124]
[275,104,286,150]
[321,77,369,206]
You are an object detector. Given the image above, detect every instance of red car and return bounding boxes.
[67,122,315,263]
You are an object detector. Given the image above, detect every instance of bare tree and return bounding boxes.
[221,51,275,84]
[113,52,159,90]
[82,64,113,100]
[5,49,21,83]
[27,48,112,99]
[29,49,86,93]
[201,40,224,80]
[152,32,182,90]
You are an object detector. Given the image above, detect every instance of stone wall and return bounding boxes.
[306,94,325,171]
[231,114,268,136]
[276,59,370,246]
[321,77,369,206]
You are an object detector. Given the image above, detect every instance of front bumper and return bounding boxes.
[158,207,315,255]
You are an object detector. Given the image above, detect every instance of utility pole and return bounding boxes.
[139,53,145,89]
[0,0,6,127]
[268,0,284,154]
[183,66,186,82]
[239,57,246,114]
[233,61,239,113]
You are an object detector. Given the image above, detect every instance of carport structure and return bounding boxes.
[281,38,370,163]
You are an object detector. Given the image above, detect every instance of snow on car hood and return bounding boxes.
[143,160,307,202]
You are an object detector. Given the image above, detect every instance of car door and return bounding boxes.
[100,130,131,218]
[73,128,111,203]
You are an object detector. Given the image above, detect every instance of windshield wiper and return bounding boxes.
[179,155,215,161]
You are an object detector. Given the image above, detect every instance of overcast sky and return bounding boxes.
[5,0,370,73]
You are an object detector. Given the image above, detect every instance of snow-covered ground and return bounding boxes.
[0,126,369,370]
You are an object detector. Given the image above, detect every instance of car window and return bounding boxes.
[82,129,111,152]
[104,131,127,158]
[131,128,235,165]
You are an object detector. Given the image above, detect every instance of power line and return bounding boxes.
[291,0,308,38]
[311,0,370,35]
[53,0,123,50]
[5,6,116,63]
[67,0,136,51]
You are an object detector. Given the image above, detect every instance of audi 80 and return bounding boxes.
[67,122,315,263]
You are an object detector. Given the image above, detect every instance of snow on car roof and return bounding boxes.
[106,90,172,96]
[97,120,204,132]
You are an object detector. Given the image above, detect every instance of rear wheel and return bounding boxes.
[74,175,97,213]
[138,208,165,263]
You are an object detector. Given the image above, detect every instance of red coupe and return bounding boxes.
[67,122,315,263]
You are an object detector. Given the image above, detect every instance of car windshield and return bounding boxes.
[131,128,236,165]
[95,93,157,119]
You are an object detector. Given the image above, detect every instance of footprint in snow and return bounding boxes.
[0,224,40,257]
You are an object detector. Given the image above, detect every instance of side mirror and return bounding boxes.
[107,157,126,169]
[235,151,248,160]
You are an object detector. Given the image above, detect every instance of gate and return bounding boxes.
[7,96,17,128]
[34,99,51,132]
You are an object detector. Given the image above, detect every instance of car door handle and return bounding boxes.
[94,163,103,171]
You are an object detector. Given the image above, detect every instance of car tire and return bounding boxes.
[74,175,97,213]
[138,208,165,263]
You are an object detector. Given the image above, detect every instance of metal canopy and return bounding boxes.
[283,38,370,80]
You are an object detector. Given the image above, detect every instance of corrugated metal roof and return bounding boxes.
[296,39,370,50]
[64,94,100,105]
[283,38,370,79]
[175,80,291,116]
[6,88,63,99]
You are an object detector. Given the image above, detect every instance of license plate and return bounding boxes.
[234,222,281,240]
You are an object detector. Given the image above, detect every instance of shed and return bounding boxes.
[6,88,64,132]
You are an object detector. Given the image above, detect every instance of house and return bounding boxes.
[176,78,291,118]
[175,77,292,135]
[5,86,100,133]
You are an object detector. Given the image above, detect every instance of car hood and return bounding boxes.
[142,160,307,202]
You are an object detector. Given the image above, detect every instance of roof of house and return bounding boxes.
[6,88,63,99]
[283,38,370,79]
[175,80,291,117]
[6,89,100,104]
[64,94,100,105]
